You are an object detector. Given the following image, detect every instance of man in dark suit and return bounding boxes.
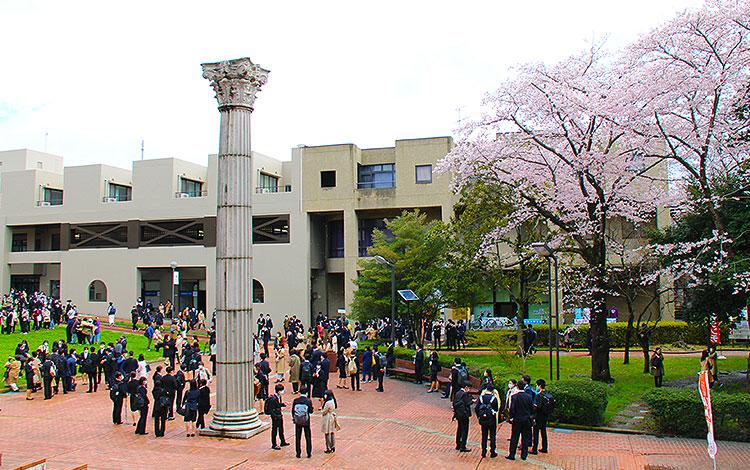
[291,386,314,458]
[373,346,385,392]
[414,344,425,384]
[122,351,138,378]
[111,372,127,424]
[41,356,55,400]
[507,379,534,461]
[266,383,290,450]
[86,346,100,393]
[157,334,177,369]
[453,383,473,452]
[161,367,177,419]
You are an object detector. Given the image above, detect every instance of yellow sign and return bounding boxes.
[451,307,470,321]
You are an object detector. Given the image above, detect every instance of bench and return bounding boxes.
[390,359,479,395]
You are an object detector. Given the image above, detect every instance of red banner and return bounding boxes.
[698,371,717,463]
[709,315,721,345]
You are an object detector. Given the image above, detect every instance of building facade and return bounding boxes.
[0,137,457,327]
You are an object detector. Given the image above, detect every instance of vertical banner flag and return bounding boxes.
[709,314,721,345]
[698,371,718,466]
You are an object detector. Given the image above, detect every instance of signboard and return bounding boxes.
[730,320,750,340]
[452,307,470,321]
[524,318,543,325]
[173,270,180,285]
[698,371,718,465]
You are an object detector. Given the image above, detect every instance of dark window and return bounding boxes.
[11,233,28,252]
[358,218,391,257]
[108,183,132,201]
[321,170,336,188]
[43,188,63,205]
[415,164,432,184]
[71,223,129,248]
[252,215,290,244]
[180,178,204,197]
[327,220,344,258]
[140,220,204,246]
[88,280,107,302]
[51,233,61,251]
[358,164,395,189]
[253,279,265,303]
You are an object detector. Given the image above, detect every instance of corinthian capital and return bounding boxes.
[202,57,270,110]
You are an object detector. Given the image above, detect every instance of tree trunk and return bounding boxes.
[623,313,634,365]
[589,244,612,382]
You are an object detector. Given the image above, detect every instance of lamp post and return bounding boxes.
[531,242,560,381]
[170,260,178,318]
[374,255,396,341]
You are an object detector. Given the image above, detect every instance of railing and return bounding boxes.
[255,185,292,194]
[174,191,208,198]
[357,181,395,189]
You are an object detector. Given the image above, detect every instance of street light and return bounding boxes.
[531,242,560,381]
[374,255,396,342]
[170,260,178,319]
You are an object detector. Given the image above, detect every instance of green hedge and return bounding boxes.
[644,388,750,442]
[547,380,608,426]
[467,321,728,349]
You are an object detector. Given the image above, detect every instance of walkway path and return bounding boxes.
[1,373,748,469]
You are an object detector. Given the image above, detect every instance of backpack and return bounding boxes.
[300,361,312,381]
[264,397,273,415]
[457,366,469,386]
[347,357,357,375]
[158,394,171,409]
[293,402,310,425]
[83,356,94,372]
[537,391,556,416]
[378,353,387,371]
[476,394,495,425]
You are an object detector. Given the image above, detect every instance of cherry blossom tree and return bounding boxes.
[438,46,667,381]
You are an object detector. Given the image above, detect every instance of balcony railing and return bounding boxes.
[175,191,208,199]
[37,200,62,207]
[102,196,131,203]
[357,181,395,189]
[255,185,292,194]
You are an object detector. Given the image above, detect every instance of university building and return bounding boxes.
[0,137,456,326]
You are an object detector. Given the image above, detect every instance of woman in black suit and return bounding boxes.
[135,377,150,435]
[196,379,211,429]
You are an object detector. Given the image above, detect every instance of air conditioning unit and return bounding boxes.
[179,193,191,198]
[39,201,51,207]
[106,197,118,203]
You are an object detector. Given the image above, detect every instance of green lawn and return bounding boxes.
[401,348,747,423]
[1,326,162,380]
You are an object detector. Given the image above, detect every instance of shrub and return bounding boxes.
[467,321,728,349]
[546,380,608,426]
[644,388,750,442]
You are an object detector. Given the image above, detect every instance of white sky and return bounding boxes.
[0,0,705,168]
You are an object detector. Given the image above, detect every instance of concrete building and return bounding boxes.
[0,137,457,327]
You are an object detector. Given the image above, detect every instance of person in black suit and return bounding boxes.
[373,346,384,392]
[41,356,55,400]
[134,377,150,435]
[453,383,472,452]
[414,344,425,385]
[161,367,177,419]
[86,346,99,393]
[175,369,186,412]
[197,379,211,430]
[507,380,534,461]
[291,386,314,458]
[111,372,127,424]
[152,379,169,437]
[156,335,177,370]
[266,383,290,449]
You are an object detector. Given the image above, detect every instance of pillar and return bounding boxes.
[200,57,270,438]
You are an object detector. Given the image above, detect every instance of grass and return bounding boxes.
[1,326,163,391]
[395,347,747,423]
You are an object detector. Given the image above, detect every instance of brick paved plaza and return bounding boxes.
[1,370,749,470]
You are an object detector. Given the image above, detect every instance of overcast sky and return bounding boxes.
[0,0,705,168]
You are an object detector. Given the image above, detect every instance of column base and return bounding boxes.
[200,409,269,439]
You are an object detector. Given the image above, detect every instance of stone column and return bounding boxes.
[200,57,269,439]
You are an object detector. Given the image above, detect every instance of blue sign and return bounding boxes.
[397,289,419,301]
[143,291,160,297]
[524,319,543,325]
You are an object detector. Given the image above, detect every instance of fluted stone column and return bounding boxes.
[200,57,269,439]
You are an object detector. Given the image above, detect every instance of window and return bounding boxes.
[88,280,107,302]
[415,164,432,184]
[36,161,43,169]
[43,187,63,205]
[180,178,204,197]
[358,163,395,189]
[321,170,336,188]
[11,233,28,252]
[327,220,344,258]
[358,218,392,256]
[253,279,265,303]
[108,183,132,201]
[252,215,290,244]
[140,220,204,247]
[258,173,279,193]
